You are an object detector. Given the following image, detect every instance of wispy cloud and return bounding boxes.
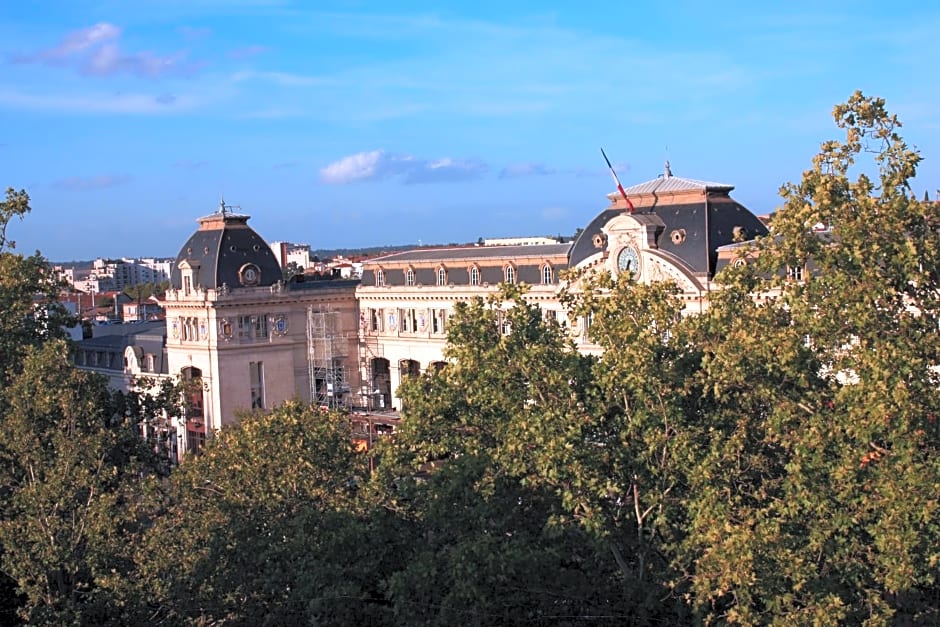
[12,22,199,78]
[178,25,212,41]
[173,160,208,169]
[0,87,201,114]
[228,44,269,60]
[53,174,132,190]
[499,162,555,179]
[231,70,324,86]
[319,150,487,185]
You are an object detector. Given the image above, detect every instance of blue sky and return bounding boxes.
[2,1,939,261]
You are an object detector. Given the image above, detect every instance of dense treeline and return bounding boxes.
[1,93,938,624]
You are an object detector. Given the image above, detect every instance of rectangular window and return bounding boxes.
[238,315,252,339]
[183,275,192,296]
[237,314,269,340]
[249,361,265,409]
[370,308,382,332]
[787,265,805,282]
[583,312,594,339]
[254,315,268,339]
[432,308,446,334]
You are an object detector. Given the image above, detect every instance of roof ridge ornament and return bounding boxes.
[217,195,242,216]
[664,160,672,178]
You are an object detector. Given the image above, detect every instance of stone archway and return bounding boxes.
[181,366,205,455]
[370,358,392,410]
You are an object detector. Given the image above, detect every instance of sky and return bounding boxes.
[2,1,939,261]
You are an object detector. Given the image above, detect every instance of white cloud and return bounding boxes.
[13,22,198,78]
[319,150,487,185]
[405,157,487,184]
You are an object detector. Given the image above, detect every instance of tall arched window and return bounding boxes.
[405,268,416,286]
[437,267,447,286]
[376,269,385,287]
[504,265,515,284]
[542,264,553,284]
[470,266,480,286]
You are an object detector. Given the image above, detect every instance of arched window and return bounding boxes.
[405,268,416,286]
[542,264,553,284]
[470,266,480,286]
[376,269,385,287]
[505,265,515,285]
[437,267,447,286]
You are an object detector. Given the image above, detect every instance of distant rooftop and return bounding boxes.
[364,243,571,265]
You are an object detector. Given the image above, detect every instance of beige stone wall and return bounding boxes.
[162,283,360,433]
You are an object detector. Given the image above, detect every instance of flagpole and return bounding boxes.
[601,148,635,213]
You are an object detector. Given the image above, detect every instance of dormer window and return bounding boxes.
[469,265,481,286]
[437,266,447,286]
[542,264,553,284]
[178,259,200,297]
[405,268,416,287]
[504,265,515,285]
[376,268,385,287]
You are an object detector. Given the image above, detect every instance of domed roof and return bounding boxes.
[569,165,769,275]
[170,201,282,291]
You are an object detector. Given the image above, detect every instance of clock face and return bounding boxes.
[617,247,639,275]
[240,264,260,286]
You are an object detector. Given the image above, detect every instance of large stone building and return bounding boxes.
[357,165,769,409]
[74,165,769,457]
[158,203,360,454]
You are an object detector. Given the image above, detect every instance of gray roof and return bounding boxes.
[75,321,168,374]
[364,243,572,265]
[614,166,734,196]
[170,207,282,291]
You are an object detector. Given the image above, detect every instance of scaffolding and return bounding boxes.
[306,306,350,409]
[358,331,389,410]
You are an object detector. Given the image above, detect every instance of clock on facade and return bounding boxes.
[239,263,261,286]
[617,246,640,276]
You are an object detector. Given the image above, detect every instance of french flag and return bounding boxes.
[601,148,635,213]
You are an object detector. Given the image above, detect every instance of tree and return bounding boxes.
[282,261,305,281]
[123,402,392,625]
[0,341,165,624]
[0,189,72,382]
[372,287,680,623]
[669,92,940,623]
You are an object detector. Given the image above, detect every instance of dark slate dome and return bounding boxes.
[569,167,769,276]
[170,202,282,290]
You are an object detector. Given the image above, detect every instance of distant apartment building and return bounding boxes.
[270,241,311,270]
[59,258,172,294]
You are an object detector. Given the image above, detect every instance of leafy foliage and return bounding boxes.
[1,93,939,624]
[0,341,164,624]
[123,401,392,625]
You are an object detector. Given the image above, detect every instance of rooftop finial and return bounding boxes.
[664,160,672,178]
[219,195,227,215]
